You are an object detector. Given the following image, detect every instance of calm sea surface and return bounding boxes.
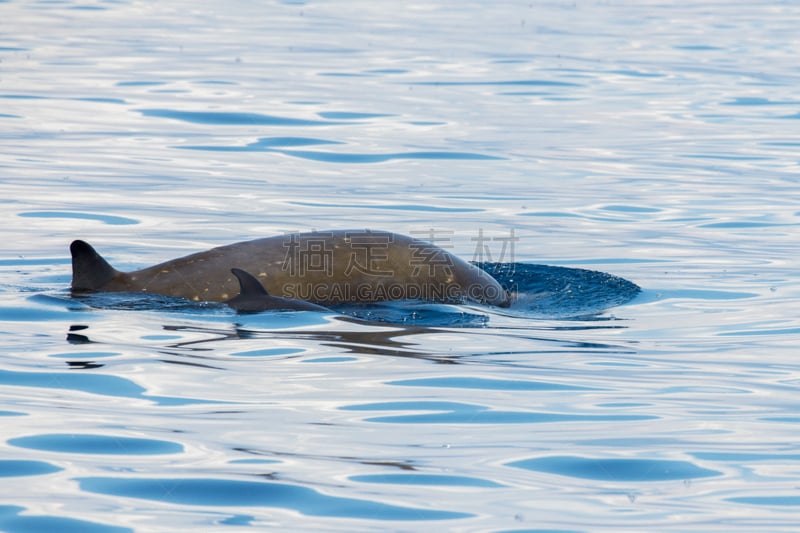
[2,1,799,531]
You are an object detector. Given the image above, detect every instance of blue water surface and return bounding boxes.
[1,1,799,531]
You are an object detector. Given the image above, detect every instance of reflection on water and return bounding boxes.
[62,313,638,369]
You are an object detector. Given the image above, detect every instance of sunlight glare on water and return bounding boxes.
[1,0,799,531]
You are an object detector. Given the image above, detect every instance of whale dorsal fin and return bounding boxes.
[227,268,275,312]
[231,267,270,297]
[227,268,330,313]
[70,240,119,292]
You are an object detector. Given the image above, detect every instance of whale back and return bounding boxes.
[69,231,510,307]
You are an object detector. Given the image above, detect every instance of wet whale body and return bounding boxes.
[70,230,510,310]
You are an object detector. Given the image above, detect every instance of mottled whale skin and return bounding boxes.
[70,230,510,307]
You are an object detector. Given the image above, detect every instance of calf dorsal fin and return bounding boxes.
[231,267,270,297]
[70,240,119,292]
[227,268,329,312]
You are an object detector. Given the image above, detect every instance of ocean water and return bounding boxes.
[2,0,800,531]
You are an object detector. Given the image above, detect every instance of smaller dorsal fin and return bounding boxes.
[231,268,269,297]
[70,240,119,292]
[227,268,330,313]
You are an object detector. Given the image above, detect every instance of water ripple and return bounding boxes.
[341,401,656,424]
[410,79,582,88]
[387,376,596,391]
[77,477,471,520]
[8,433,183,455]
[181,136,342,151]
[0,369,212,406]
[18,211,138,226]
[178,138,502,162]
[726,496,800,507]
[350,473,504,488]
[317,111,395,120]
[0,460,62,478]
[273,149,503,163]
[508,456,722,482]
[0,506,132,533]
[288,201,483,213]
[138,109,338,126]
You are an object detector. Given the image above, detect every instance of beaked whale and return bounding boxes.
[70,230,510,309]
